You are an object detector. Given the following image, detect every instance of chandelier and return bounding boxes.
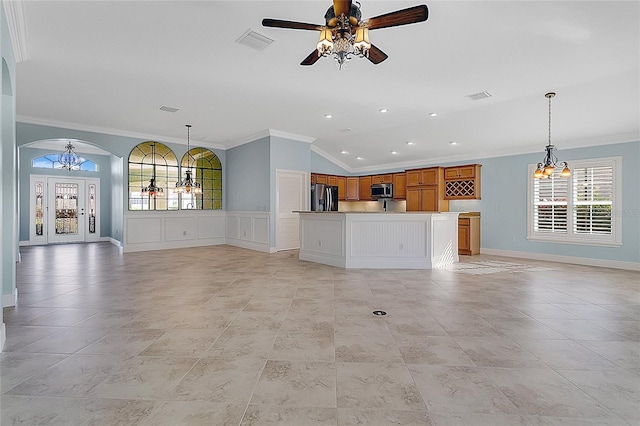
[533,92,571,179]
[174,124,202,194]
[58,141,81,171]
[141,143,164,197]
[317,8,370,69]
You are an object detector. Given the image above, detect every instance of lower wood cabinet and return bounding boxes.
[458,216,480,255]
[406,186,448,212]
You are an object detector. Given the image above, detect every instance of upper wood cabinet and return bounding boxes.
[393,173,406,199]
[316,174,328,184]
[359,176,372,200]
[336,176,346,201]
[346,177,359,200]
[444,164,482,200]
[310,173,317,184]
[371,174,393,184]
[406,167,442,186]
[328,175,338,186]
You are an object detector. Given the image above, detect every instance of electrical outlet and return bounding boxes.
[243,231,247,237]
[399,243,404,250]
[183,230,187,236]
[318,240,322,247]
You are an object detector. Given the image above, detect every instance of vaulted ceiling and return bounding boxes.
[12,1,640,172]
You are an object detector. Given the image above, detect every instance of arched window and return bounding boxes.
[179,148,222,210]
[32,154,98,172]
[128,141,179,211]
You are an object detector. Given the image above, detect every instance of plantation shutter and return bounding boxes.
[533,171,568,233]
[572,165,613,235]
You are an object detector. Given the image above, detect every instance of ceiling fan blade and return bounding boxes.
[333,0,352,18]
[262,18,322,31]
[367,45,388,64]
[301,50,322,66]
[366,5,429,31]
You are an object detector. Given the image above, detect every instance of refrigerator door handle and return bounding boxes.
[325,186,332,211]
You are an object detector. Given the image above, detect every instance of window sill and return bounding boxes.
[527,236,622,248]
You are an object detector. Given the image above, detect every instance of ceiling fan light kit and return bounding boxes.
[263,0,428,69]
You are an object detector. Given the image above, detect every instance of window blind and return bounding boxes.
[572,165,613,235]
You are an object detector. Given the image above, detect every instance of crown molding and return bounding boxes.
[268,129,316,144]
[223,128,315,150]
[3,0,29,63]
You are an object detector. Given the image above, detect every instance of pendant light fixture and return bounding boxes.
[141,143,164,198]
[533,92,570,179]
[174,124,202,195]
[58,141,81,170]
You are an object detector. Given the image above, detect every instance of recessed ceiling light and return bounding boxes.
[341,150,349,154]
[324,114,333,119]
[390,151,398,155]
[406,141,415,146]
[379,108,388,113]
[449,141,458,145]
[428,112,438,117]
[356,156,364,160]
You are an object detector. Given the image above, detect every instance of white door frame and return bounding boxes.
[29,175,101,245]
[275,169,308,251]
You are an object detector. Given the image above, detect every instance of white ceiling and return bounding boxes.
[13,1,640,172]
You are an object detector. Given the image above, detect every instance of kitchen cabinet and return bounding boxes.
[311,173,317,184]
[393,173,406,199]
[328,175,338,186]
[406,186,449,212]
[444,164,481,200]
[406,167,441,186]
[346,177,359,200]
[458,215,480,255]
[359,176,372,200]
[371,174,393,184]
[316,174,328,184]
[337,176,346,201]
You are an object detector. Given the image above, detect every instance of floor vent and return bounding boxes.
[466,91,492,101]
[236,29,274,51]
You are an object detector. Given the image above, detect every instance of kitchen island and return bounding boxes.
[297,212,459,269]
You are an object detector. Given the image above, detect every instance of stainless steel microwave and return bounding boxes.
[371,183,393,199]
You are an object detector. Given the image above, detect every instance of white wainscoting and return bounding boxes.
[123,211,225,253]
[225,211,273,253]
[299,212,459,269]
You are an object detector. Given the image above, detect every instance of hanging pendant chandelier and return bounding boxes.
[174,124,202,194]
[533,92,571,179]
[58,141,81,170]
[141,143,164,197]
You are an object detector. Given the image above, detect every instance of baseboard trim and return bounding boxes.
[225,238,274,253]
[2,289,18,308]
[0,323,6,352]
[481,248,640,271]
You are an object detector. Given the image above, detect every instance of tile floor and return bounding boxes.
[1,242,639,425]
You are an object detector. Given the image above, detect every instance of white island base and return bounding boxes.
[298,212,459,269]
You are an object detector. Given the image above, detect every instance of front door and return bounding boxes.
[29,175,100,245]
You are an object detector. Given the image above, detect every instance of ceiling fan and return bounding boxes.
[262,0,428,69]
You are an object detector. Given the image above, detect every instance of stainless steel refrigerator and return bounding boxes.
[311,184,338,211]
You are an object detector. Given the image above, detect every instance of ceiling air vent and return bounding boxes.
[159,105,180,113]
[466,91,492,101]
[236,29,274,51]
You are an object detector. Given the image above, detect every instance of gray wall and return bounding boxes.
[226,137,270,212]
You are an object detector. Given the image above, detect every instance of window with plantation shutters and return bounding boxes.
[528,156,621,247]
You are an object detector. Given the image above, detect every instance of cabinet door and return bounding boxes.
[420,186,439,211]
[393,173,406,199]
[311,173,317,184]
[316,174,328,184]
[371,175,383,184]
[382,174,393,183]
[406,170,422,186]
[458,220,471,254]
[336,176,346,201]
[328,175,338,186]
[406,187,421,211]
[346,177,359,200]
[421,168,439,185]
[359,176,372,200]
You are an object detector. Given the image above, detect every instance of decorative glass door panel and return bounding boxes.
[47,178,85,243]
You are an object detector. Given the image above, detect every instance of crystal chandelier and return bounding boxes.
[58,141,81,171]
[141,143,164,197]
[316,7,371,69]
[174,124,202,194]
[533,92,571,179]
